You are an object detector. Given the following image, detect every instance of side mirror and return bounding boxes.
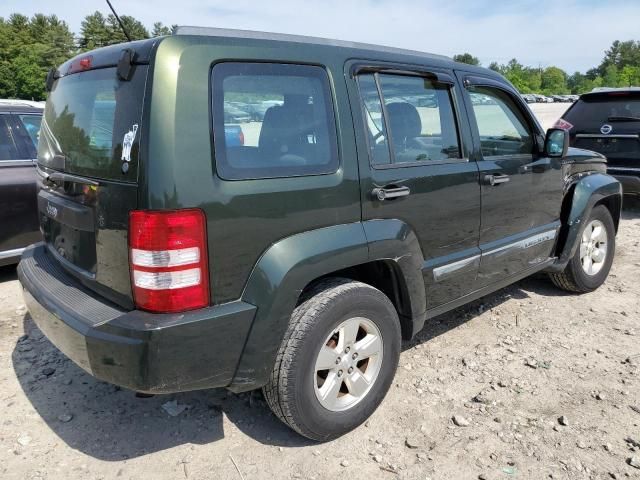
[544,128,569,158]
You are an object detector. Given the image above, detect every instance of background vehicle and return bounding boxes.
[560,87,640,195]
[18,29,622,442]
[0,100,42,266]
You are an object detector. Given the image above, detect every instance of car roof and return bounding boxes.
[173,26,497,78]
[0,99,44,114]
[175,26,453,63]
[582,87,640,99]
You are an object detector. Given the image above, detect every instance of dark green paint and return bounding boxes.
[19,32,623,395]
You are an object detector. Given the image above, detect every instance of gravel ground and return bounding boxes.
[0,104,638,480]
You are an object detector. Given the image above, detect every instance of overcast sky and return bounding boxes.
[4,0,640,73]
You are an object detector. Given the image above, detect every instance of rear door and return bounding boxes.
[349,63,481,310]
[37,64,148,307]
[459,74,563,286]
[0,113,40,257]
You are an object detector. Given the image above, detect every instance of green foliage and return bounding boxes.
[79,11,149,50]
[1,11,171,101]
[541,67,568,95]
[1,11,640,101]
[459,39,640,95]
[0,14,74,100]
[151,22,172,37]
[453,53,480,66]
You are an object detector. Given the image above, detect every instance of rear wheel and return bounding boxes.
[263,278,401,441]
[549,205,615,293]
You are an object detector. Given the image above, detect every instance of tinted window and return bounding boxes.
[17,114,42,147]
[16,114,42,158]
[357,74,392,165]
[469,87,533,157]
[564,94,640,130]
[0,116,19,160]
[361,73,461,164]
[212,63,339,180]
[39,66,147,181]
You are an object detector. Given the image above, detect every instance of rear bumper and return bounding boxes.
[18,243,256,393]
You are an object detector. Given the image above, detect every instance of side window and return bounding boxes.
[15,114,43,158]
[468,86,533,157]
[211,63,339,180]
[0,116,20,161]
[357,72,461,166]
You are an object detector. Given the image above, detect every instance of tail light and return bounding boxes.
[129,209,210,313]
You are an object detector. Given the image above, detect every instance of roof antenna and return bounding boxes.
[106,0,132,42]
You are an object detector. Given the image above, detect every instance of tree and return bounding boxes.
[152,22,172,37]
[0,14,74,100]
[541,66,568,95]
[618,65,640,87]
[80,12,149,50]
[79,12,111,51]
[453,53,480,66]
[603,65,619,87]
[0,11,172,100]
[106,14,149,43]
[488,61,501,73]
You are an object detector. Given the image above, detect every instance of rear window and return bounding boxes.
[564,93,640,130]
[38,66,147,182]
[211,63,339,180]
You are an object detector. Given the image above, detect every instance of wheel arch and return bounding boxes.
[228,220,426,392]
[550,172,622,271]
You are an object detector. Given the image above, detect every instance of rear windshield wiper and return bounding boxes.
[607,115,640,122]
[37,166,99,187]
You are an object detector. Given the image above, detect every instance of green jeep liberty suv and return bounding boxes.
[18,27,622,441]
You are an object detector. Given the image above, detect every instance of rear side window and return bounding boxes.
[0,116,20,160]
[16,114,42,158]
[211,63,339,180]
[357,72,461,166]
[17,114,42,148]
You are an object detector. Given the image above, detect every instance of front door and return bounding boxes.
[459,76,563,286]
[349,65,481,310]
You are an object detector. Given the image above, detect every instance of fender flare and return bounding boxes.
[551,172,622,271]
[228,220,426,392]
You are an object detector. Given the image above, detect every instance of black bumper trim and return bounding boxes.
[18,244,257,393]
[611,173,640,195]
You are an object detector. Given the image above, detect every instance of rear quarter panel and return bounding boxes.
[143,36,362,304]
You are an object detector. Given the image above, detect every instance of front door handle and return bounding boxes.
[483,174,510,186]
[372,185,411,201]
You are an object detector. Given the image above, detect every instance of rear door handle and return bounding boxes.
[483,174,510,186]
[372,185,411,201]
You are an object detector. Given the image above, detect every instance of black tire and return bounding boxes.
[549,205,616,293]
[263,278,401,441]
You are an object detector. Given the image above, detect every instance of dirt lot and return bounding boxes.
[1,104,639,480]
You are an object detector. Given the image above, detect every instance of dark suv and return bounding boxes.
[560,87,640,195]
[0,100,43,266]
[18,28,622,441]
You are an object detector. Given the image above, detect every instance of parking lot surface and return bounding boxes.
[0,103,638,480]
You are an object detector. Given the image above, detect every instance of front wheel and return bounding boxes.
[549,205,616,293]
[263,278,401,441]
